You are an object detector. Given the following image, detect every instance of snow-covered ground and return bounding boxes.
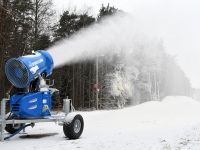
[2,96,200,150]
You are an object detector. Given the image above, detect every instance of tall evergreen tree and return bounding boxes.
[54,10,95,42]
[51,9,95,108]
[97,3,120,21]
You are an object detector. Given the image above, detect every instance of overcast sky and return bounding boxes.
[53,0,200,89]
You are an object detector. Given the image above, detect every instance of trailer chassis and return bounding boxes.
[0,98,83,141]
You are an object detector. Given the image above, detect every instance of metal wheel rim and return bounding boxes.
[74,119,81,133]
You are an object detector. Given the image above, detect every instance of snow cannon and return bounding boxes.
[5,50,54,88]
[4,50,54,118]
[1,50,84,141]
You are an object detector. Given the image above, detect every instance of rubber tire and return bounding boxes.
[5,114,24,134]
[63,114,84,139]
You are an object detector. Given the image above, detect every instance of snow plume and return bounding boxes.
[47,13,154,68]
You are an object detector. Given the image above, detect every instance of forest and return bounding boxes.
[0,0,194,110]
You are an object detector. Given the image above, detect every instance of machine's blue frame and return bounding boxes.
[10,91,52,118]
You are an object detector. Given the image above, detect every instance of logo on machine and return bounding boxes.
[29,58,44,67]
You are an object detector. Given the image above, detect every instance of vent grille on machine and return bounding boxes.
[5,59,29,88]
[12,104,20,111]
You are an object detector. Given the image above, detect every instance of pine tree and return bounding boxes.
[52,9,95,108]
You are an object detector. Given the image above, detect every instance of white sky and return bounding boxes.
[53,0,200,89]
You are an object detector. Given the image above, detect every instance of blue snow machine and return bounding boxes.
[0,50,84,141]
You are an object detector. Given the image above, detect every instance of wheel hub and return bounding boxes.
[74,119,81,133]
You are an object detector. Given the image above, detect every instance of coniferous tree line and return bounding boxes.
[0,1,194,110]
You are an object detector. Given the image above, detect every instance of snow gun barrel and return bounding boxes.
[5,50,54,88]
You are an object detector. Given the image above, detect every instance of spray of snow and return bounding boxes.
[47,13,160,68]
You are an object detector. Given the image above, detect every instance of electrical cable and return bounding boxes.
[4,123,34,140]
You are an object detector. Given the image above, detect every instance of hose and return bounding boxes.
[4,123,34,140]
